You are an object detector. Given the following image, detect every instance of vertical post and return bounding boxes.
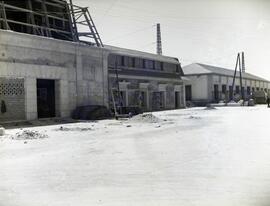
[27,0,37,35]
[0,1,9,30]
[41,0,51,37]
[239,54,244,100]
[231,53,240,100]
[69,0,79,41]
[242,52,245,73]
[65,1,77,41]
[114,61,122,114]
[156,23,162,55]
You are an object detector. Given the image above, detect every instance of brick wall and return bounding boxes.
[0,78,25,122]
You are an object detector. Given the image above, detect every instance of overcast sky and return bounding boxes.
[75,0,270,79]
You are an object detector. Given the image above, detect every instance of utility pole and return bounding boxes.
[156,23,162,55]
[241,52,245,73]
[231,52,244,102]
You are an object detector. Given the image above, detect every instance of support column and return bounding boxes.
[139,83,150,111]
[158,84,167,109]
[59,80,69,117]
[25,77,37,120]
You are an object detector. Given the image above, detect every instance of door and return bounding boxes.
[37,79,55,118]
[175,91,180,108]
[185,85,192,101]
[214,84,219,102]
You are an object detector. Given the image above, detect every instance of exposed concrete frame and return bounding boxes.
[0,0,103,46]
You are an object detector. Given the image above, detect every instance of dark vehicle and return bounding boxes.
[72,105,112,120]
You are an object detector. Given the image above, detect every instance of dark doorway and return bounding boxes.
[175,91,180,108]
[229,86,233,100]
[37,79,56,118]
[214,84,219,102]
[185,85,192,101]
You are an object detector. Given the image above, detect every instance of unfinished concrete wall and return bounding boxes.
[185,75,209,103]
[0,30,108,122]
[109,76,185,112]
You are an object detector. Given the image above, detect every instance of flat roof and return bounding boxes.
[105,45,180,65]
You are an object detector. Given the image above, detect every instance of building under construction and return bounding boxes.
[0,0,186,122]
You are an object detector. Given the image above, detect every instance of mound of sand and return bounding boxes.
[129,113,162,123]
[11,130,48,140]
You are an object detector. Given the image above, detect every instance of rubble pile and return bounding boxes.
[12,130,48,140]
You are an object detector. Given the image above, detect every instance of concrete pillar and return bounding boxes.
[25,77,37,120]
[56,80,69,117]
[158,84,168,109]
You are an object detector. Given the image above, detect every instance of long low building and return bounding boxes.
[183,63,270,105]
[107,46,186,112]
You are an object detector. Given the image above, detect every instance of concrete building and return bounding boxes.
[183,63,270,105]
[0,0,186,122]
[0,29,109,122]
[107,46,186,112]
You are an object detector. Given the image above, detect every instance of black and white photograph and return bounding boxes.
[0,0,270,205]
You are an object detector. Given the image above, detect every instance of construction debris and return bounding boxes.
[11,130,48,140]
[129,113,162,123]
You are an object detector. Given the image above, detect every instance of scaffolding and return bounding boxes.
[0,0,103,47]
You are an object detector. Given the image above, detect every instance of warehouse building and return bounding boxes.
[183,63,270,105]
[0,0,186,122]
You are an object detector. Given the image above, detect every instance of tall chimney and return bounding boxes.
[156,23,162,55]
[242,52,245,73]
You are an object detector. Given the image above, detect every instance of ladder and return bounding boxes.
[69,1,103,47]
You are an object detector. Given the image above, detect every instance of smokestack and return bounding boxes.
[242,52,245,73]
[156,23,162,55]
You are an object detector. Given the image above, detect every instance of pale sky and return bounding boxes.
[75,0,270,79]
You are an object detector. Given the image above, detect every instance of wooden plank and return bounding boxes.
[0,18,72,34]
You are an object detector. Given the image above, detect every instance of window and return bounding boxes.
[247,86,251,95]
[116,55,122,66]
[121,56,125,66]
[127,57,135,67]
[160,62,164,71]
[132,58,135,67]
[108,54,116,67]
[214,84,219,101]
[235,86,240,94]
[150,60,155,69]
[145,59,155,69]
[176,65,180,73]
[142,59,146,68]
[229,86,233,100]
[222,85,227,94]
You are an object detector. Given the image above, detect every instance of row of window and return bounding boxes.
[108,54,181,73]
[216,84,268,95]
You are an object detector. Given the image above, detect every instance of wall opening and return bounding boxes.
[175,91,180,108]
[185,85,192,101]
[37,79,55,118]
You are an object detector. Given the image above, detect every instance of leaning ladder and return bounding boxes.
[69,1,103,47]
